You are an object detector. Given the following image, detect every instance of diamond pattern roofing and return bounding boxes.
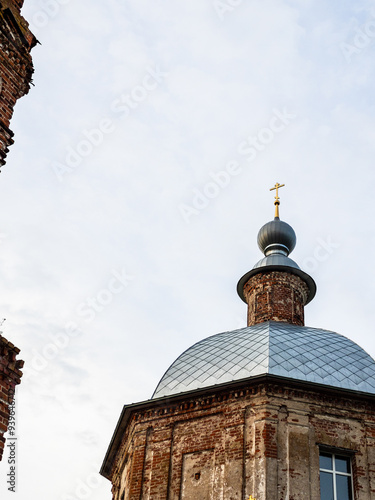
[152,321,375,398]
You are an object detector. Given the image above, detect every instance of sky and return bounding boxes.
[1,0,375,498]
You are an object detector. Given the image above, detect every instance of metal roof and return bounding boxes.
[252,254,300,269]
[152,321,375,398]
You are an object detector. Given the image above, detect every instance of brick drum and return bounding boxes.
[242,271,310,327]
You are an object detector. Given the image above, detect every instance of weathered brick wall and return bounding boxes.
[0,0,36,168]
[242,271,310,326]
[107,380,375,500]
[0,335,23,461]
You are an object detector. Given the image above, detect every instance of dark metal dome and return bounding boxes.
[257,217,296,256]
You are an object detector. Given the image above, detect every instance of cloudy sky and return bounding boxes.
[1,0,375,498]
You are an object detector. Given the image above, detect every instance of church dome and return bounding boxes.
[153,187,374,400]
[257,218,296,256]
[152,321,375,399]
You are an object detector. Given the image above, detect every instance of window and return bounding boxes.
[319,451,353,500]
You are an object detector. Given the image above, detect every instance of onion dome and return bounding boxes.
[257,218,296,256]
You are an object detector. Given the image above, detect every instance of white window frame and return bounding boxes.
[319,451,354,500]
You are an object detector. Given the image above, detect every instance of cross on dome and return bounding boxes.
[270,182,285,218]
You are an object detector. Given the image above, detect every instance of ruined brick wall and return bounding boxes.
[0,0,36,168]
[242,271,310,326]
[0,0,33,463]
[0,335,23,461]
[106,379,375,500]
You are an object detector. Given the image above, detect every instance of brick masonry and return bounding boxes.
[103,378,375,500]
[242,271,310,327]
[0,334,23,461]
[0,0,36,169]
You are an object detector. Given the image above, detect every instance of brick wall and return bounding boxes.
[0,0,36,168]
[104,379,375,499]
[0,335,23,461]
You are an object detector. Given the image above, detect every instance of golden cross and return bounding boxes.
[248,496,257,500]
[270,182,285,218]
